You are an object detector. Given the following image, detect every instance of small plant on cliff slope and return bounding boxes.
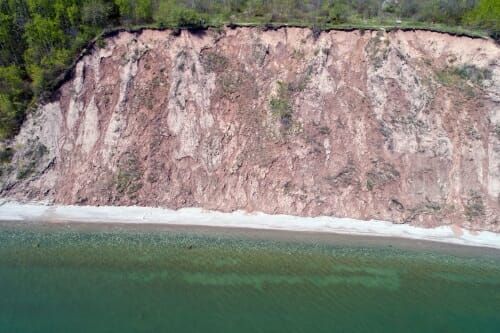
[366,31,389,69]
[290,49,305,60]
[219,72,242,96]
[436,64,492,99]
[437,65,491,86]
[0,146,13,164]
[366,163,400,191]
[115,152,143,197]
[16,143,48,180]
[319,126,331,135]
[201,52,228,73]
[270,81,293,128]
[253,41,268,66]
[465,190,485,219]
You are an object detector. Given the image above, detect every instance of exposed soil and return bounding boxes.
[1,28,499,231]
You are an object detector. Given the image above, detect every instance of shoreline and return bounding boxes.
[0,201,499,250]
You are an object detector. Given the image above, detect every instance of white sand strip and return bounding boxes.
[0,201,499,249]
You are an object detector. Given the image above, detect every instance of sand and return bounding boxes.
[0,201,498,250]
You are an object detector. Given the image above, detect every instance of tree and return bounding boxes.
[134,0,152,23]
[465,0,500,39]
[24,14,67,63]
[0,65,30,138]
[114,0,133,23]
[154,1,207,28]
[82,0,111,26]
[153,0,177,26]
[23,14,70,94]
[323,0,350,24]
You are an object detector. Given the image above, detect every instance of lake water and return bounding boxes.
[0,221,499,332]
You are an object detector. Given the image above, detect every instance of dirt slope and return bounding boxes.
[1,27,499,230]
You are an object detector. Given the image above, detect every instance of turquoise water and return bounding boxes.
[0,222,499,333]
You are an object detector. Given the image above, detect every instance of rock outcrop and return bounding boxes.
[1,27,499,231]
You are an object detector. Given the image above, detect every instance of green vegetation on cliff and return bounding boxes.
[0,0,498,140]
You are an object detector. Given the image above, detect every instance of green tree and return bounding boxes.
[153,0,177,26]
[82,0,111,26]
[24,14,67,63]
[23,14,70,93]
[114,0,133,23]
[0,65,30,138]
[154,1,207,28]
[465,0,500,38]
[322,0,350,24]
[134,0,152,22]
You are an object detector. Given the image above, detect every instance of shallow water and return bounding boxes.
[0,222,499,333]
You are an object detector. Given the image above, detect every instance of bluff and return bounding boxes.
[1,27,499,231]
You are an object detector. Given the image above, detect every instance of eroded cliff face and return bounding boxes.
[1,28,499,230]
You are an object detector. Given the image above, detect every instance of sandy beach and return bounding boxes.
[0,200,499,250]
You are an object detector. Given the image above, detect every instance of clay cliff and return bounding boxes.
[1,27,499,231]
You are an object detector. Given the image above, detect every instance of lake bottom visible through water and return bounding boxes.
[0,221,499,333]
